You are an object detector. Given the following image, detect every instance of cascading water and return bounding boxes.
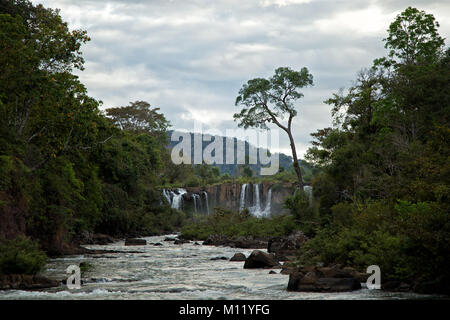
[239,184,247,211]
[202,191,210,215]
[162,189,209,214]
[171,188,187,210]
[192,194,200,212]
[303,185,313,202]
[261,188,272,217]
[240,183,271,217]
[162,189,171,204]
[250,184,262,216]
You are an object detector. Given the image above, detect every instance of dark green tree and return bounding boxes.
[105,101,170,144]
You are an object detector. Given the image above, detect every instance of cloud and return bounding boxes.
[32,0,450,157]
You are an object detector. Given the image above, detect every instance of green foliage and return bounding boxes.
[299,7,449,291]
[0,1,188,258]
[79,262,94,276]
[181,209,297,241]
[283,190,318,237]
[105,100,170,145]
[375,6,445,67]
[234,66,314,188]
[241,164,254,178]
[0,236,47,275]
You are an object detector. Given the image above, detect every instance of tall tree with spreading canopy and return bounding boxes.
[374,6,445,68]
[234,67,313,189]
[105,101,170,145]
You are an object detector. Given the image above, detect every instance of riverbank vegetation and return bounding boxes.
[0,0,302,270]
[183,7,449,294]
[181,208,298,240]
[0,1,187,262]
[294,7,450,294]
[1,0,448,295]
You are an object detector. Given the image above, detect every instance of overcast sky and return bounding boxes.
[32,0,450,157]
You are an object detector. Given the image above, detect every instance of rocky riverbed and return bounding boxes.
[0,235,445,300]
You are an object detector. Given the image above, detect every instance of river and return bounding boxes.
[0,235,443,300]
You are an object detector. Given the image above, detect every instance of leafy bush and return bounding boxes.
[181,208,298,240]
[283,190,318,236]
[184,176,201,187]
[0,235,47,275]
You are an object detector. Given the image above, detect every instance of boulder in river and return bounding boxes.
[243,250,281,269]
[210,256,228,261]
[0,274,60,290]
[229,253,246,261]
[75,231,116,245]
[203,234,267,249]
[174,239,190,245]
[125,238,147,246]
[268,230,307,261]
[287,265,362,292]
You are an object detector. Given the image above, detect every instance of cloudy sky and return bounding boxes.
[32,0,450,157]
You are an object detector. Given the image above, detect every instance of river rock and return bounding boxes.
[268,230,307,261]
[124,238,147,246]
[174,239,190,244]
[229,253,246,261]
[243,250,281,269]
[76,231,116,245]
[0,274,60,290]
[210,256,228,260]
[233,236,267,249]
[287,265,362,292]
[203,234,267,249]
[280,261,298,275]
[91,234,116,245]
[382,281,412,292]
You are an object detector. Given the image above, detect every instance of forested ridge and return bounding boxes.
[0,1,449,295]
[0,1,187,258]
[0,0,303,259]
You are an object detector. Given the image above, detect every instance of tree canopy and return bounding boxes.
[234,67,313,188]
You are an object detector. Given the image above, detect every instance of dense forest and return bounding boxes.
[300,7,450,293]
[0,0,302,263]
[0,1,187,260]
[0,1,449,295]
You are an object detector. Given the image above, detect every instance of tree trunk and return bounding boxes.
[287,131,304,190]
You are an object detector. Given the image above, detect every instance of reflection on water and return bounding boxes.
[0,235,444,300]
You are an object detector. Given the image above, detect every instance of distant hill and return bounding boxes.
[166,130,300,177]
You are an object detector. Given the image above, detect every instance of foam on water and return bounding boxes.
[0,235,443,300]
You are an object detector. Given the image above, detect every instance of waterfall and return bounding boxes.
[162,189,171,204]
[202,191,210,215]
[303,185,313,202]
[239,183,272,217]
[239,184,247,211]
[171,188,187,210]
[192,194,201,213]
[251,183,261,215]
[261,188,272,217]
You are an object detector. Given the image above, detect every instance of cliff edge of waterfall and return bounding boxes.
[161,181,298,216]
